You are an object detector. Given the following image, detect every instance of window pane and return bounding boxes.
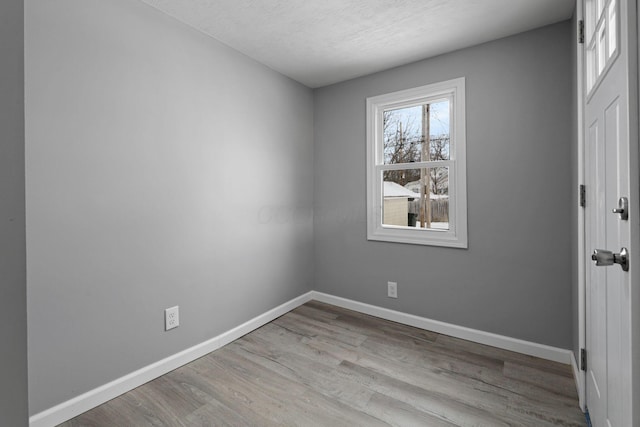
[382,167,449,230]
[596,0,604,19]
[597,22,606,75]
[430,100,450,161]
[587,43,596,91]
[383,106,421,164]
[383,100,450,164]
[586,0,595,41]
[608,0,617,57]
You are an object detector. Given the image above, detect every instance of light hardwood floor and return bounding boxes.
[59,301,586,426]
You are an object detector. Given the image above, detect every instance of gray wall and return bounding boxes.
[0,0,29,425]
[25,0,313,414]
[314,21,573,348]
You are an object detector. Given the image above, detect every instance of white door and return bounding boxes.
[584,0,638,425]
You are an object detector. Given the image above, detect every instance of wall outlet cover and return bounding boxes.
[387,282,398,298]
[165,306,179,331]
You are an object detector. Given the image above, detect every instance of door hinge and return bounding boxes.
[578,20,585,44]
[581,348,587,371]
[580,184,586,207]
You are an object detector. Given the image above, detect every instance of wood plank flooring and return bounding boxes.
[59,301,586,426]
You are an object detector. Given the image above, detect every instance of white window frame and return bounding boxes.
[366,77,467,248]
[585,0,619,97]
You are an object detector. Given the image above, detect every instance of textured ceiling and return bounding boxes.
[140,0,575,88]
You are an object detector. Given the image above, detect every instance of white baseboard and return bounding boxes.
[31,290,577,427]
[310,291,573,365]
[29,292,314,427]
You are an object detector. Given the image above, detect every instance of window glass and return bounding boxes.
[587,0,619,97]
[383,99,450,164]
[608,0,617,57]
[381,167,450,231]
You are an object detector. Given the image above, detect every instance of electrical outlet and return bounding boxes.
[387,281,398,298]
[165,306,179,331]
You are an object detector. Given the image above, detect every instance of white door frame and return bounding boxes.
[632,4,640,425]
[577,0,640,422]
[576,0,586,412]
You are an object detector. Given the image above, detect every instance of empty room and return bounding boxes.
[2,0,639,426]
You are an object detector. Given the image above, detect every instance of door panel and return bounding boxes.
[586,116,607,423]
[604,100,622,427]
[584,1,636,426]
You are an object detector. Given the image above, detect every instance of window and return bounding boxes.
[366,78,467,248]
[585,0,618,94]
